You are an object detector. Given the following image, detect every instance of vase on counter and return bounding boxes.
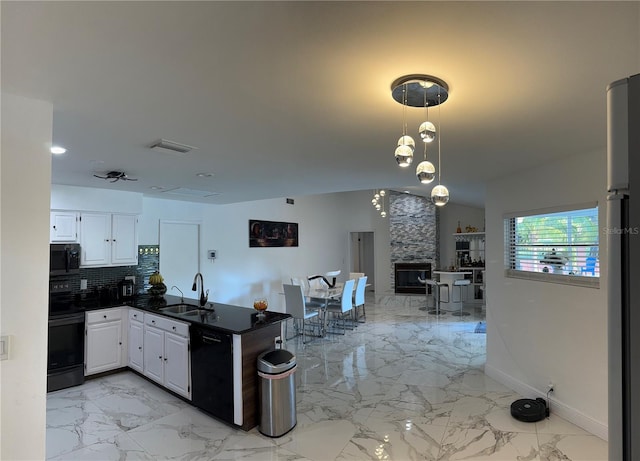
[148,271,167,298]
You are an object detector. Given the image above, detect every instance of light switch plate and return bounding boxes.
[0,335,10,360]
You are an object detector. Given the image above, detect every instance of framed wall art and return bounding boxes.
[249,220,298,247]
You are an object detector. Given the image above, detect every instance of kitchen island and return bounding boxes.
[83,294,290,431]
[139,294,289,430]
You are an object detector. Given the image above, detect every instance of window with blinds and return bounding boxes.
[504,204,599,287]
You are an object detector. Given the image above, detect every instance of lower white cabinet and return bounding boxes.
[85,307,190,399]
[85,307,126,376]
[128,309,144,373]
[143,313,191,399]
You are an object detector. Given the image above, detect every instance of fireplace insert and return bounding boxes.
[394,263,432,294]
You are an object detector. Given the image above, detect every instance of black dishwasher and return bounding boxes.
[190,325,234,424]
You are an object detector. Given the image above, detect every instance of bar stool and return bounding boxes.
[418,277,449,315]
[451,279,471,317]
[427,279,450,315]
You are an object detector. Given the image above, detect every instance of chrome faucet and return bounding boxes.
[171,285,184,303]
[192,272,208,307]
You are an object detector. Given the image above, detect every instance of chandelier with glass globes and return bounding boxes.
[391,74,450,207]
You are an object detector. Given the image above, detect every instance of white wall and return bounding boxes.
[51,184,143,214]
[439,203,485,269]
[139,189,392,311]
[485,149,608,439]
[1,94,52,460]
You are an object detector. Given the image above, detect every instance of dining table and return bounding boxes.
[305,284,343,337]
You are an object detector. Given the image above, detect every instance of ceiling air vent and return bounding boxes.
[149,139,197,155]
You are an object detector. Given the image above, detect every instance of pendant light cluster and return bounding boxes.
[391,74,450,207]
[371,189,387,218]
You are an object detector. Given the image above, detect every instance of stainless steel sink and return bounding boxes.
[161,304,199,314]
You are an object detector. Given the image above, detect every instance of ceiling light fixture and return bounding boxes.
[416,85,436,184]
[371,189,388,218]
[391,74,450,206]
[196,172,215,178]
[431,96,449,207]
[50,146,66,155]
[394,85,415,167]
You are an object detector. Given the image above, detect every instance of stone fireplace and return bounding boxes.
[389,191,439,293]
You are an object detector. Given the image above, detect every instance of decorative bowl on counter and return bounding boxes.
[148,271,167,298]
[253,298,268,317]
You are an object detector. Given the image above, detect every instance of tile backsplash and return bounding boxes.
[51,245,160,296]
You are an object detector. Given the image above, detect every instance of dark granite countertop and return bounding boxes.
[79,293,289,335]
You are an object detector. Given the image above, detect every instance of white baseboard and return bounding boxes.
[485,364,608,441]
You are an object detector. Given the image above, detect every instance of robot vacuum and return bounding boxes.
[510,398,549,423]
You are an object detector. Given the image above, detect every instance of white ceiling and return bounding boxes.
[3,1,639,207]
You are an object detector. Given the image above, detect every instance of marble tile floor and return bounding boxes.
[47,294,608,460]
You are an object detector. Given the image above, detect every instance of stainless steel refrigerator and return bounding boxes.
[607,73,640,461]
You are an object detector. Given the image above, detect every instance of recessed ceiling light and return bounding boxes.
[196,172,215,178]
[50,146,67,154]
[150,186,164,190]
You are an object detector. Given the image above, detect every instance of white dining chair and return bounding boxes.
[291,276,323,309]
[326,278,355,334]
[283,283,321,343]
[352,275,367,323]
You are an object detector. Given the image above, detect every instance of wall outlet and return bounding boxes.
[80,279,88,290]
[208,250,217,260]
[547,382,555,393]
[274,336,282,349]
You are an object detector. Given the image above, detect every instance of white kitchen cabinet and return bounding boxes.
[85,308,125,376]
[50,211,78,242]
[163,331,190,397]
[128,309,144,373]
[111,214,139,265]
[143,313,191,399]
[80,212,138,267]
[143,324,165,384]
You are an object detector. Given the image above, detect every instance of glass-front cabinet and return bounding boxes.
[454,232,485,303]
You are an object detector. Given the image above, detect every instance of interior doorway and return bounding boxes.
[350,231,375,291]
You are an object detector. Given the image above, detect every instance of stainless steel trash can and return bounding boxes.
[257,349,297,437]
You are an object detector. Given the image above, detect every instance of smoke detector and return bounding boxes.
[149,139,197,155]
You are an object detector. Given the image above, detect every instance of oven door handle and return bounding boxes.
[49,314,85,327]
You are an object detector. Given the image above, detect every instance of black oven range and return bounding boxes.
[47,281,85,392]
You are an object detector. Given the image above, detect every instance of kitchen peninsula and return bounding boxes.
[86,293,289,431]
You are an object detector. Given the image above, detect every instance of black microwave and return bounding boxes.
[50,244,80,276]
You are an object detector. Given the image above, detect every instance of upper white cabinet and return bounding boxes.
[80,213,138,267]
[111,214,139,265]
[50,211,78,242]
